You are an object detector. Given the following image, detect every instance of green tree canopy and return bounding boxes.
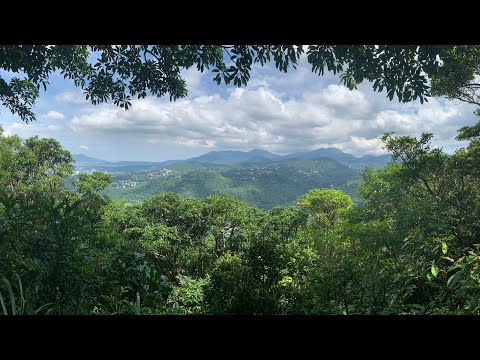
[73,172,111,195]
[0,130,72,197]
[430,45,480,107]
[298,188,353,227]
[0,45,453,122]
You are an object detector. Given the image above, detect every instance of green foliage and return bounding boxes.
[4,43,480,315]
[1,45,455,122]
[308,45,447,103]
[205,254,256,314]
[431,45,480,107]
[298,188,353,227]
[0,276,21,315]
[104,158,358,211]
[0,275,52,315]
[73,172,111,194]
[0,133,73,197]
[3,115,480,314]
[166,275,209,314]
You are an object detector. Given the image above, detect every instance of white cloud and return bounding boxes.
[42,110,65,120]
[69,84,477,156]
[79,145,89,150]
[3,122,63,139]
[371,98,467,140]
[343,137,385,155]
[54,90,88,104]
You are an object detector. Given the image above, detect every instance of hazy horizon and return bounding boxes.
[72,145,394,163]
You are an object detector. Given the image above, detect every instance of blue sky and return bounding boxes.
[0,52,477,162]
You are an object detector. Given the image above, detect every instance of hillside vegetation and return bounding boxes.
[87,147,387,210]
[103,158,361,210]
[2,128,480,315]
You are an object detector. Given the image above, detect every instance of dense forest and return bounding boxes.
[1,45,480,314]
[1,124,480,314]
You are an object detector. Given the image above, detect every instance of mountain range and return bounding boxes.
[73,147,391,173]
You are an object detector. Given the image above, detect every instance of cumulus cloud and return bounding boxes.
[3,122,64,140]
[54,90,88,104]
[42,110,65,120]
[69,82,477,157]
[341,137,385,155]
[79,145,89,151]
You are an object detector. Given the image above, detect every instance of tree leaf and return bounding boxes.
[34,303,53,315]
[15,274,24,314]
[4,278,16,315]
[447,271,462,288]
[0,291,8,315]
[441,256,454,263]
[442,242,448,254]
[431,263,439,277]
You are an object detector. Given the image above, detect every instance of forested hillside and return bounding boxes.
[102,158,361,209]
[76,147,389,209]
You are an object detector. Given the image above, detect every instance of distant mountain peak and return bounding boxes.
[317,147,345,152]
[72,154,108,163]
[188,148,281,165]
[282,148,391,170]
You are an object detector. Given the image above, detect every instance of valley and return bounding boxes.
[73,148,391,210]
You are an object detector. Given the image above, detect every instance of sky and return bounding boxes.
[0,52,478,162]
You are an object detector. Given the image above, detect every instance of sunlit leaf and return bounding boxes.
[431,263,439,277]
